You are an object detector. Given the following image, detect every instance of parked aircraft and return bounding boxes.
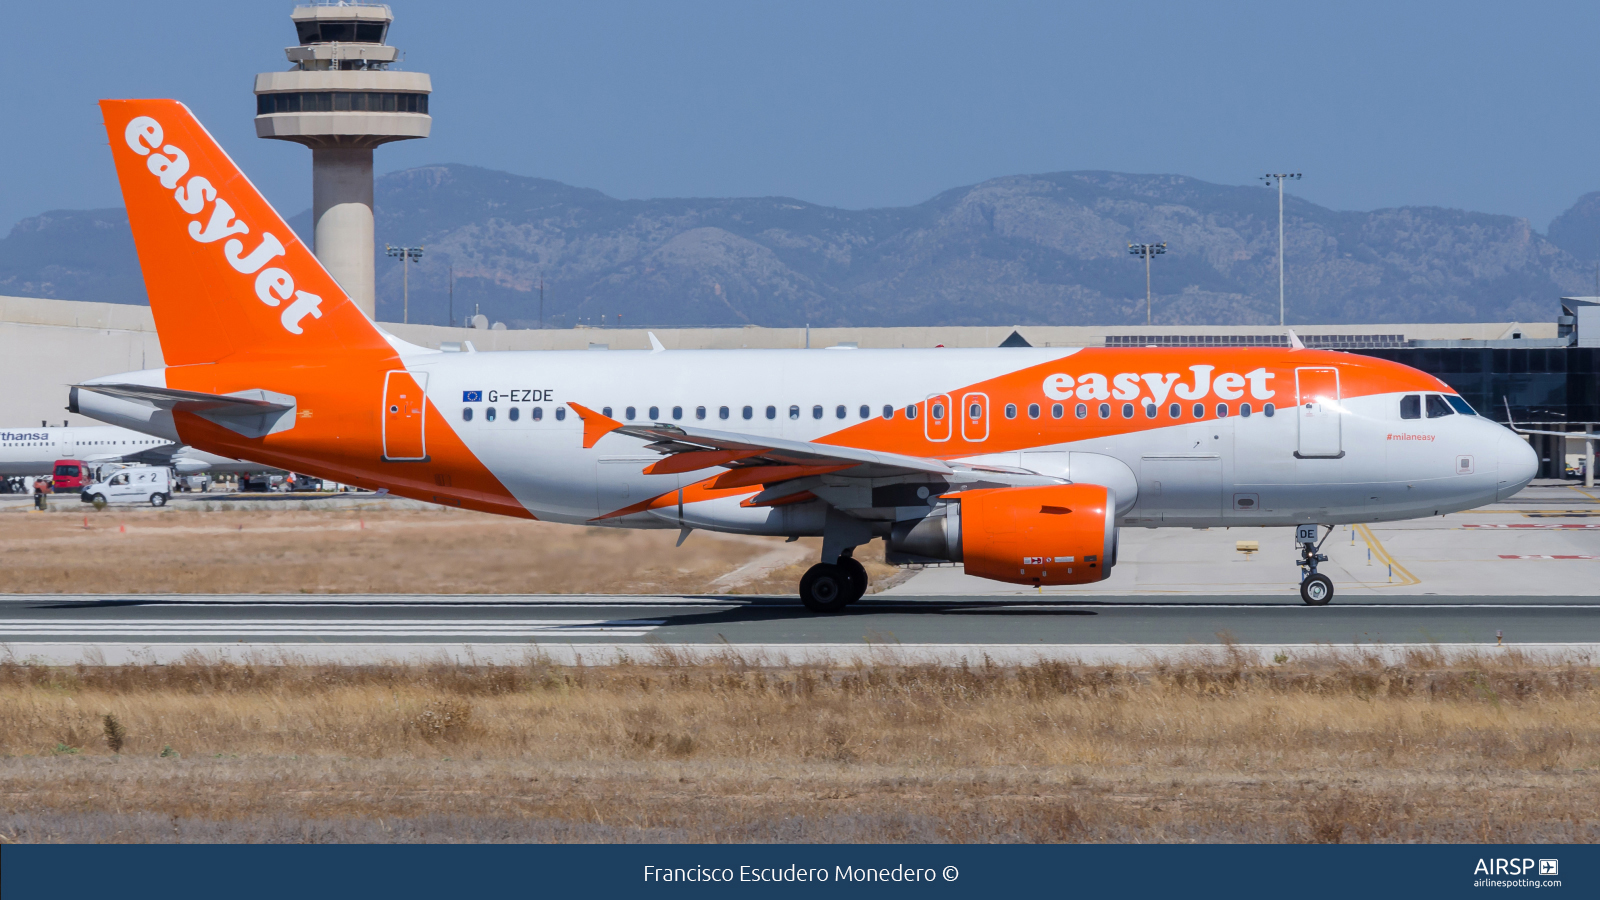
[0,423,265,478]
[73,100,1538,609]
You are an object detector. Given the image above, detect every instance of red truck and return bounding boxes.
[52,459,90,491]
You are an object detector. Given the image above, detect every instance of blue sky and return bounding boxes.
[5,0,1600,233]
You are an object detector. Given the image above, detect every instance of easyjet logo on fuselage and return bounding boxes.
[122,116,323,335]
[1041,365,1277,406]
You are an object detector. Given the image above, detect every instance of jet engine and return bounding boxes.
[887,483,1117,585]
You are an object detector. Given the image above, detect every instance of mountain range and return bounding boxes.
[6,166,1600,328]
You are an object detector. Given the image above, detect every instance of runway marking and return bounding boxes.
[1463,523,1600,529]
[1353,523,1421,586]
[0,618,666,638]
[1498,555,1599,560]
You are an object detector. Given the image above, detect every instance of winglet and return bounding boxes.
[568,403,623,449]
[648,332,666,353]
[1286,329,1305,350]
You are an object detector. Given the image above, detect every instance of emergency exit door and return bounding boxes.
[1294,367,1342,458]
[382,370,428,461]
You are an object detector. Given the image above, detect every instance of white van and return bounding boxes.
[81,466,173,507]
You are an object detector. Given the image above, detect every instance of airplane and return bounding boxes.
[0,422,268,479]
[72,99,1539,610]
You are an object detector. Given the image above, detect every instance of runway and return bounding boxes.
[3,592,1598,664]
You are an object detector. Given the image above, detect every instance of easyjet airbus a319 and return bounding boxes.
[73,100,1538,609]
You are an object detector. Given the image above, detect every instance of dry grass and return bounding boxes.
[0,505,802,594]
[0,652,1595,843]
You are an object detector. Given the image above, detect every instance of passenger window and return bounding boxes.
[1098,403,1110,419]
[881,405,894,419]
[648,406,659,420]
[1121,403,1134,419]
[672,406,683,420]
[1241,403,1252,417]
[1400,395,1421,419]
[1051,403,1063,419]
[486,407,497,422]
[742,406,753,420]
[1425,394,1453,418]
[1004,403,1017,419]
[1192,403,1204,419]
[968,403,981,419]
[1075,403,1087,419]
[532,407,543,421]
[509,407,521,422]
[906,405,919,420]
[625,407,635,421]
[462,407,473,422]
[555,407,567,421]
[1027,403,1040,419]
[930,403,944,421]
[602,407,612,418]
[1264,403,1275,417]
[836,405,847,419]
[812,405,824,419]
[1144,403,1157,419]
[696,406,707,420]
[718,406,729,419]
[789,405,800,419]
[767,405,777,420]
[1215,403,1228,418]
[1169,403,1181,418]
[859,405,870,419]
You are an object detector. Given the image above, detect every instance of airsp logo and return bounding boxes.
[122,115,324,336]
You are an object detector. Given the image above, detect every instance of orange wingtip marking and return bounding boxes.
[567,402,622,449]
[591,478,756,521]
[740,490,817,508]
[643,449,765,475]
[710,464,853,490]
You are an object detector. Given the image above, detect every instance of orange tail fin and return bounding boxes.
[99,99,389,366]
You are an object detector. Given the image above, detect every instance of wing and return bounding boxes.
[569,403,1057,515]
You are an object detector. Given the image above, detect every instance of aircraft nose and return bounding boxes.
[1496,430,1538,500]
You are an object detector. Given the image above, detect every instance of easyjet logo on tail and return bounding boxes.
[122,116,323,335]
[1041,365,1277,405]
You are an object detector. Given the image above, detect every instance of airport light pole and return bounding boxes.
[1260,173,1301,326]
[1128,242,1166,325]
[385,245,424,324]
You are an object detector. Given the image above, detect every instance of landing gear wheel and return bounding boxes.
[799,563,851,614]
[1300,573,1333,606]
[837,557,868,604]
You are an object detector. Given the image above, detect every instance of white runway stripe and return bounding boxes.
[0,618,666,637]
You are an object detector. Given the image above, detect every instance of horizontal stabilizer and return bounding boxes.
[75,383,297,439]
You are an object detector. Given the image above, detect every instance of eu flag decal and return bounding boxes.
[463,390,483,402]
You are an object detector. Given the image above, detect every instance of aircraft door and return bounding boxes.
[925,393,952,442]
[1292,368,1344,458]
[382,371,429,461]
[960,392,989,442]
[1295,367,1343,458]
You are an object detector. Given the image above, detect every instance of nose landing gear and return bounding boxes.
[1295,524,1334,606]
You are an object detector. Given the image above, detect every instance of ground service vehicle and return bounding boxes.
[73,100,1540,610]
[80,465,172,507]
[52,459,91,491]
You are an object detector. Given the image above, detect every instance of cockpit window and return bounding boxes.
[1425,394,1454,418]
[1445,395,1476,416]
[1400,395,1421,419]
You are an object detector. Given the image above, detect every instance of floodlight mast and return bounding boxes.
[1261,173,1301,326]
[385,245,425,324]
[1128,242,1167,325]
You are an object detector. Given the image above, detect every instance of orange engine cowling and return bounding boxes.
[960,484,1116,586]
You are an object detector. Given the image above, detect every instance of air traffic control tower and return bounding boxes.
[254,3,430,318]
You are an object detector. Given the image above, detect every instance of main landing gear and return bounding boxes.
[1296,524,1335,606]
[799,547,868,614]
